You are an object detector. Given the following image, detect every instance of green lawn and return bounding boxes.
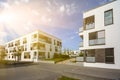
[44,58,70,63]
[58,76,79,80]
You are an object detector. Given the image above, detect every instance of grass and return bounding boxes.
[0,60,34,65]
[58,76,79,80]
[0,60,34,68]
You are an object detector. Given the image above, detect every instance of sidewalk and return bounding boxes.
[63,65,120,80]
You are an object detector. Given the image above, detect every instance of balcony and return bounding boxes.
[85,23,95,30]
[32,38,38,42]
[86,57,95,63]
[79,27,83,32]
[80,42,83,47]
[31,43,45,50]
[39,38,46,42]
[89,38,105,46]
[15,40,20,46]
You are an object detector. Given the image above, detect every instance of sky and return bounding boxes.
[0,0,113,50]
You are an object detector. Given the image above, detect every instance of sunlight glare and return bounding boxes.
[0,12,17,24]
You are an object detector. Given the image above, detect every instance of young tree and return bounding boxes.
[0,51,6,61]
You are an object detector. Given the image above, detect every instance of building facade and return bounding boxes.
[5,30,62,62]
[79,0,120,69]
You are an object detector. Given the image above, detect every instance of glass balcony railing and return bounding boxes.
[97,38,105,45]
[85,23,95,30]
[86,57,95,63]
[39,38,46,42]
[32,38,38,42]
[89,40,95,46]
[31,46,45,50]
[79,27,83,32]
[89,38,105,46]
[80,42,83,47]
[39,47,45,50]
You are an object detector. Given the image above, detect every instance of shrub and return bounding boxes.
[53,53,69,59]
[79,52,84,57]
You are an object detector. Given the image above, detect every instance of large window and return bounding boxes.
[89,30,105,46]
[104,9,113,26]
[24,52,31,59]
[105,48,114,64]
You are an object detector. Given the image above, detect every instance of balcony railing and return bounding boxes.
[80,42,83,47]
[31,46,45,50]
[79,27,83,32]
[85,23,95,30]
[39,38,46,42]
[32,38,38,42]
[86,57,95,63]
[89,38,105,46]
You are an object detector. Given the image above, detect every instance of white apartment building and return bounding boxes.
[5,30,62,62]
[79,0,120,69]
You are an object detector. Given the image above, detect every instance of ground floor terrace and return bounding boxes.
[80,48,120,69]
[6,50,58,62]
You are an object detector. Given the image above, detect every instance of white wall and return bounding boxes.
[80,0,120,69]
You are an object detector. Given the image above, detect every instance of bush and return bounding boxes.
[53,53,70,63]
[53,53,69,59]
[0,60,14,65]
[79,52,84,57]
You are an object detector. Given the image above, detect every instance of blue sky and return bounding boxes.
[0,0,112,50]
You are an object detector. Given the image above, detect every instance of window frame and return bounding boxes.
[104,9,114,26]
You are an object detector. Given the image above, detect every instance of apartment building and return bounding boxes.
[5,30,62,62]
[0,45,5,60]
[79,0,120,69]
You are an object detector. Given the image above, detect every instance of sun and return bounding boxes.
[0,11,17,24]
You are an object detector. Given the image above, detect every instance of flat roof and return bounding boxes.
[6,30,62,44]
[84,0,117,13]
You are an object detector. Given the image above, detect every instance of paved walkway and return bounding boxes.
[56,58,120,80]
[0,63,120,80]
[36,63,120,80]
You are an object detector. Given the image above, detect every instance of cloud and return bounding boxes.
[59,3,77,16]
[60,5,65,12]
[0,0,79,45]
[31,10,39,16]
[0,26,8,45]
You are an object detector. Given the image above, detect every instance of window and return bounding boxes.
[50,46,52,51]
[54,40,56,45]
[23,38,27,44]
[97,30,105,39]
[105,48,114,64]
[104,9,113,26]
[33,34,37,38]
[24,52,31,59]
[34,52,37,57]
